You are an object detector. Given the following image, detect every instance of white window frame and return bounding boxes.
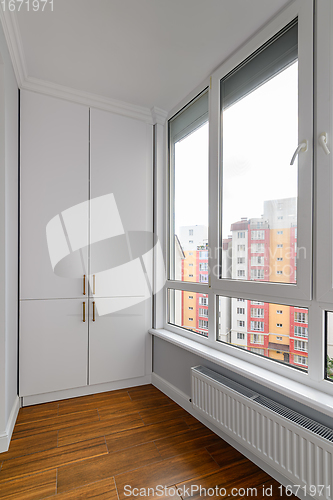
[209,2,312,302]
[160,0,333,409]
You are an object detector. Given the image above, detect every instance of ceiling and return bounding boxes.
[14,0,292,115]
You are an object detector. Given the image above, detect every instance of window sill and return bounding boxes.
[149,328,333,418]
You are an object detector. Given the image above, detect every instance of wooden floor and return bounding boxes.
[0,385,294,499]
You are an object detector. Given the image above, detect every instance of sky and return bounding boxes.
[174,61,298,240]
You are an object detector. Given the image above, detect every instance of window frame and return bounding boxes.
[162,0,333,398]
[209,0,313,301]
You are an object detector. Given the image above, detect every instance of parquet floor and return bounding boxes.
[0,384,294,499]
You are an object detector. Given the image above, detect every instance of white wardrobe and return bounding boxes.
[19,90,153,401]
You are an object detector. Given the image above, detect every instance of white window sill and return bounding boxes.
[149,328,333,419]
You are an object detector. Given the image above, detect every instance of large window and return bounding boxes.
[163,0,333,403]
[221,20,298,285]
[169,91,208,284]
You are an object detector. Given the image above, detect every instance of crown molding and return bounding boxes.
[23,76,158,124]
[151,106,168,125]
[0,9,167,125]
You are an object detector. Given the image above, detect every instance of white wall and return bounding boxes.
[0,18,19,452]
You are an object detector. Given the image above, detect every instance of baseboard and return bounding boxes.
[152,372,305,498]
[0,396,20,453]
[22,374,152,406]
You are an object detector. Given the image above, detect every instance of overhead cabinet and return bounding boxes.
[20,90,152,398]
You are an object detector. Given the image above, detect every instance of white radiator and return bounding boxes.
[191,366,333,500]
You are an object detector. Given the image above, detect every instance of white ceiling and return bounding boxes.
[15,0,292,114]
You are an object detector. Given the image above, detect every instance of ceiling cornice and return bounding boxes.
[0,9,167,125]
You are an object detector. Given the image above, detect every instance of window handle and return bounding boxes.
[319,132,330,155]
[290,141,308,165]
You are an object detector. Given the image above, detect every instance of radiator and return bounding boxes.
[191,366,333,500]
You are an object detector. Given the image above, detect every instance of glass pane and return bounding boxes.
[169,93,209,282]
[326,312,333,381]
[168,289,208,337]
[218,296,308,371]
[221,24,298,284]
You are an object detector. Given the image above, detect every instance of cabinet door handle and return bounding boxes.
[83,275,86,295]
[93,301,96,322]
[83,302,86,322]
[93,274,96,294]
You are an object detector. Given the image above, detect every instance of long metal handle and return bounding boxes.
[93,301,95,322]
[83,275,86,295]
[93,274,95,294]
[83,302,86,322]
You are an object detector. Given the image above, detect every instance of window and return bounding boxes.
[199,308,208,317]
[199,296,208,306]
[169,91,208,284]
[168,290,208,337]
[294,355,308,367]
[251,256,264,265]
[252,334,264,344]
[198,319,208,329]
[189,263,193,267]
[166,4,319,402]
[251,321,264,331]
[251,230,265,240]
[221,20,300,286]
[189,274,193,278]
[251,243,265,253]
[251,269,264,280]
[294,340,307,352]
[294,326,308,338]
[251,308,264,318]
[294,312,308,323]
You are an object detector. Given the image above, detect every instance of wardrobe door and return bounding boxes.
[89,108,152,385]
[20,91,89,300]
[89,299,146,385]
[20,299,88,396]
